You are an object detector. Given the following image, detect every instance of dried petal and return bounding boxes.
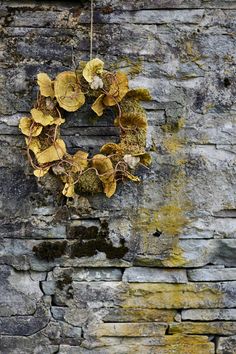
[104,180,116,198]
[34,167,50,177]
[72,150,88,173]
[54,71,85,112]
[25,137,41,155]
[83,58,104,83]
[137,152,152,166]
[91,94,105,116]
[92,154,114,184]
[103,71,129,106]
[19,117,42,137]
[31,108,55,126]
[116,112,147,129]
[125,171,140,182]
[62,178,75,198]
[100,143,123,155]
[37,73,54,98]
[53,117,65,125]
[36,139,66,164]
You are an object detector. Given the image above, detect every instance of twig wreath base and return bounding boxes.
[19,58,152,198]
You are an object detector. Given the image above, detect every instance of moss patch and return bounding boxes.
[163,135,184,154]
[161,117,185,133]
[75,169,103,195]
[68,225,99,240]
[33,241,67,261]
[70,221,128,259]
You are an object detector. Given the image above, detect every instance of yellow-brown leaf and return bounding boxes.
[36,139,66,164]
[37,73,54,98]
[83,58,104,83]
[19,117,42,137]
[54,71,85,112]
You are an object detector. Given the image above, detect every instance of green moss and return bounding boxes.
[119,98,146,118]
[120,129,147,154]
[33,241,67,261]
[161,117,185,133]
[163,135,184,154]
[68,225,99,240]
[75,169,103,194]
[70,221,128,259]
[98,238,128,259]
[127,57,143,78]
[71,239,97,258]
[125,88,152,101]
[108,57,143,78]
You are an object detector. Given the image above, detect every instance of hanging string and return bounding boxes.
[90,0,94,60]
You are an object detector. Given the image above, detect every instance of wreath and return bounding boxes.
[19,58,152,198]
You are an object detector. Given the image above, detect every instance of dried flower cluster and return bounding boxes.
[19,58,152,198]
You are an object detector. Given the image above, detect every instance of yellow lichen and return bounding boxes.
[122,283,223,309]
[163,135,184,154]
[161,117,185,133]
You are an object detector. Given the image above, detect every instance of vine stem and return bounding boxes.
[90,0,94,60]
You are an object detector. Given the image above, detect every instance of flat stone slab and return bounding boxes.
[182,308,236,321]
[0,265,43,316]
[123,267,188,283]
[187,268,236,281]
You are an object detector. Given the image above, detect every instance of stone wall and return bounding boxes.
[0,1,236,353]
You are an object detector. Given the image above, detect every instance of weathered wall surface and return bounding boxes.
[0,0,236,353]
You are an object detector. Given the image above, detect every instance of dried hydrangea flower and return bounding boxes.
[90,75,104,90]
[123,154,140,169]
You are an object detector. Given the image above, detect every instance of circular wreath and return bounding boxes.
[19,58,152,198]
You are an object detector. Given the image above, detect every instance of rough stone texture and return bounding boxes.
[0,0,236,353]
[123,266,188,283]
[182,309,236,321]
[216,336,236,354]
[187,268,236,281]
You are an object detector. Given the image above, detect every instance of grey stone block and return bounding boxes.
[123,267,188,283]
